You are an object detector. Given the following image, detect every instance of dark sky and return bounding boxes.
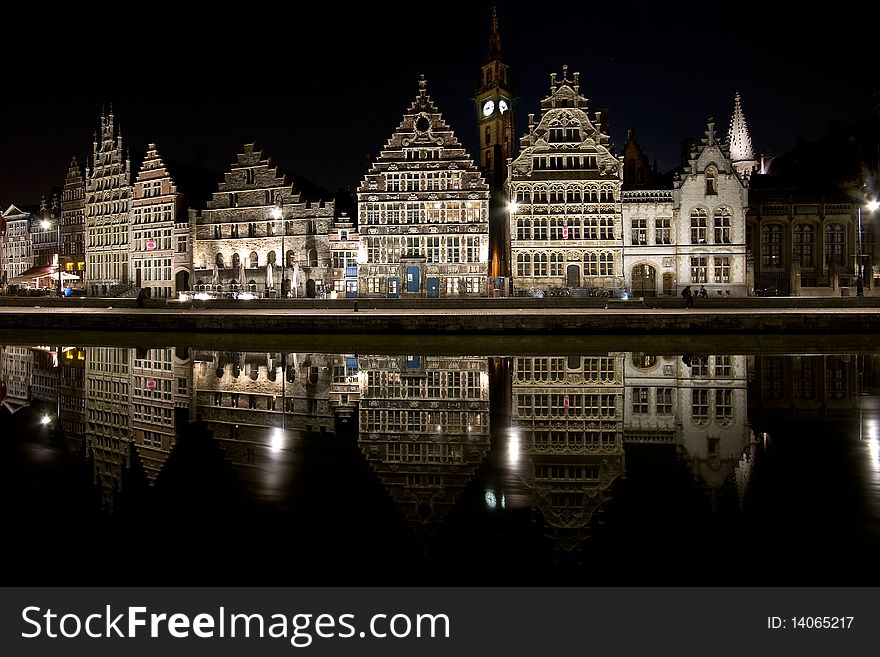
[2,1,876,207]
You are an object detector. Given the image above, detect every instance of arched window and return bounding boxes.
[286,250,295,268]
[793,224,815,268]
[825,223,845,266]
[584,252,598,276]
[691,208,708,244]
[599,252,614,276]
[308,248,318,267]
[762,224,783,268]
[706,166,717,194]
[631,353,657,369]
[517,253,531,277]
[232,252,241,269]
[267,250,277,265]
[534,252,548,276]
[713,208,731,243]
[249,251,259,268]
[215,253,225,268]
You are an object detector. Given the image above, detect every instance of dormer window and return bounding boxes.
[706,166,718,195]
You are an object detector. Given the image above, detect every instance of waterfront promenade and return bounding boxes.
[1,296,879,335]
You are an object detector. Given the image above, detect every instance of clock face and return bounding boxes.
[499,99,509,114]
[482,99,495,117]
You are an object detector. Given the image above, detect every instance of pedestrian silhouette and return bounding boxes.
[698,285,708,298]
[681,285,694,308]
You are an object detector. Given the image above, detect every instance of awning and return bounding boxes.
[9,264,55,284]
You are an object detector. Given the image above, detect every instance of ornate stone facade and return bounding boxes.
[1,204,34,285]
[357,78,490,298]
[61,158,86,282]
[130,145,181,299]
[671,120,749,296]
[508,67,624,295]
[85,111,132,296]
[728,92,758,177]
[193,144,334,298]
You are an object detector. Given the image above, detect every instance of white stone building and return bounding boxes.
[357,77,490,298]
[508,67,624,296]
[85,111,132,296]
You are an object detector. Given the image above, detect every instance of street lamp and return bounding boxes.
[857,199,880,297]
[271,201,285,299]
[40,218,62,297]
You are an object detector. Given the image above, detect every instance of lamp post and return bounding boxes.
[859,199,880,296]
[40,218,62,297]
[271,201,285,299]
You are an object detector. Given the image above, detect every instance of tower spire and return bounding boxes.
[486,6,502,63]
[728,91,757,176]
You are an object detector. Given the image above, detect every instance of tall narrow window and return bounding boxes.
[793,223,815,268]
[713,208,731,243]
[706,167,717,194]
[761,224,783,268]
[691,208,708,244]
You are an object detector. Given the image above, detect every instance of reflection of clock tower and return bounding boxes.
[476,7,514,280]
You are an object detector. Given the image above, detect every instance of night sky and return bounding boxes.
[2,1,875,207]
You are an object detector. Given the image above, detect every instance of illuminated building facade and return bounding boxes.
[192,144,335,298]
[357,78,490,298]
[508,67,624,296]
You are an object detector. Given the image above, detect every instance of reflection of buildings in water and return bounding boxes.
[192,351,335,499]
[0,345,33,414]
[329,354,360,421]
[85,347,133,509]
[513,355,626,549]
[358,355,491,531]
[59,348,86,458]
[130,347,190,483]
[752,354,861,420]
[624,353,751,507]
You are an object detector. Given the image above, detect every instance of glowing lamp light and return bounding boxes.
[507,201,519,214]
[484,490,497,510]
[40,219,51,229]
[271,430,284,453]
[40,414,51,425]
[271,207,282,220]
[869,200,880,213]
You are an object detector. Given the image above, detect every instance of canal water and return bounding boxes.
[2,341,879,585]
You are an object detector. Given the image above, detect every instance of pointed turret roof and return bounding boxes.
[485,6,502,64]
[728,91,758,175]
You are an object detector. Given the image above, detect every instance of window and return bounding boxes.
[549,252,563,277]
[245,168,255,184]
[177,236,187,253]
[655,217,672,244]
[465,277,481,294]
[762,224,783,268]
[533,253,548,276]
[633,387,649,414]
[598,252,614,276]
[631,217,647,245]
[249,251,259,268]
[690,256,707,283]
[793,223,815,268]
[715,389,733,425]
[690,208,708,244]
[465,236,480,263]
[656,388,673,415]
[825,224,845,266]
[714,208,731,243]
[706,167,717,194]
[446,277,460,294]
[517,253,531,276]
[714,256,730,283]
[517,220,531,240]
[426,236,440,263]
[692,389,710,425]
[367,277,381,294]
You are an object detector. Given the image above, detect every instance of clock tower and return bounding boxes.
[476,7,514,280]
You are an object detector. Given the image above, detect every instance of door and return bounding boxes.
[387,277,400,299]
[566,264,580,288]
[426,277,440,298]
[406,266,420,292]
[662,272,673,296]
[306,279,316,298]
[632,264,657,297]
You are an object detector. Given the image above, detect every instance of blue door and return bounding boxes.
[426,277,440,298]
[406,266,420,292]
[387,277,400,299]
